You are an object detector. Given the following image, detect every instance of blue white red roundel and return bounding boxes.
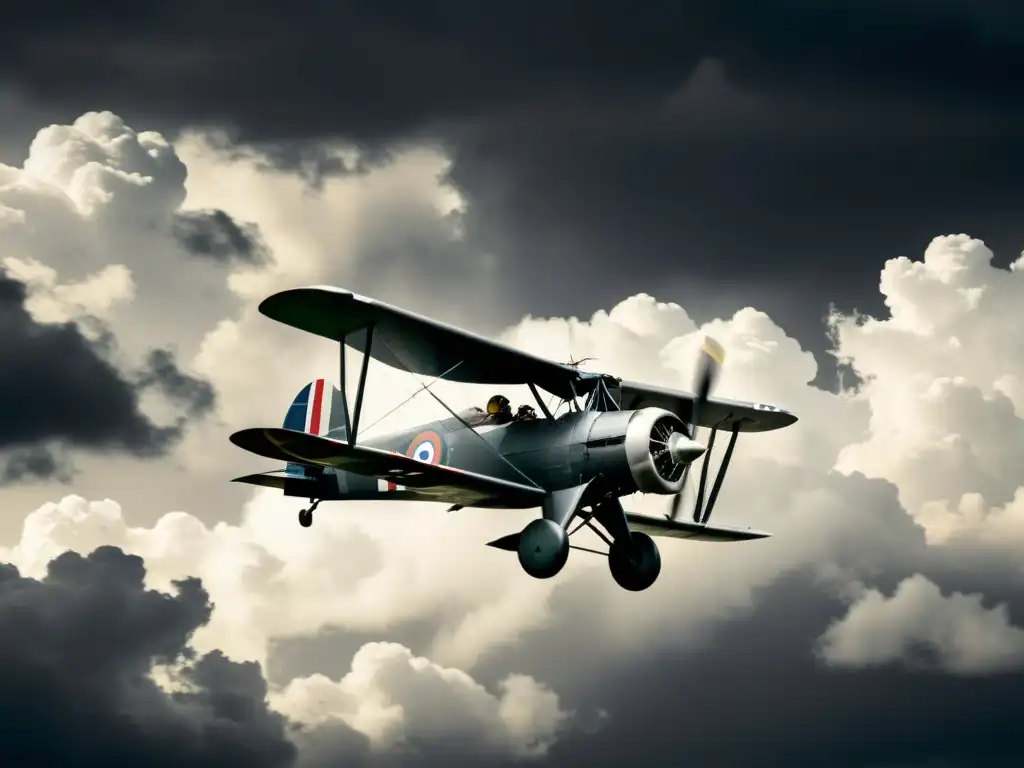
[406,431,444,465]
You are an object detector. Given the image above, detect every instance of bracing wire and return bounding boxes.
[376,335,543,489]
[357,359,466,438]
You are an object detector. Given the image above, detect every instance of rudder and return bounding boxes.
[282,379,347,475]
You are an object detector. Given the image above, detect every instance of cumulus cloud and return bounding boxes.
[0,282,910,681]
[1,111,263,361]
[0,112,238,478]
[174,129,494,326]
[0,520,573,764]
[2,255,134,325]
[4,109,1024,764]
[818,574,1024,674]
[832,234,1024,542]
[273,643,568,760]
[22,111,187,224]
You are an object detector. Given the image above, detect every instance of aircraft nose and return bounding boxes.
[668,434,706,464]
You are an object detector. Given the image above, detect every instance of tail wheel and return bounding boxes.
[298,509,313,527]
[608,531,661,591]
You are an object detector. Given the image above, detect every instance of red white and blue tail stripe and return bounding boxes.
[282,379,346,476]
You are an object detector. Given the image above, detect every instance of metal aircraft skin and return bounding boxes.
[230,286,799,592]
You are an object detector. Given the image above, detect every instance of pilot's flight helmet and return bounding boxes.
[487,394,511,415]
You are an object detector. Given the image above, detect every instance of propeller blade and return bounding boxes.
[670,336,725,521]
[669,486,684,520]
[690,337,724,433]
[668,460,700,520]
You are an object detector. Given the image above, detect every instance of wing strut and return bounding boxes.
[349,323,374,445]
[584,378,620,412]
[701,425,739,524]
[330,323,375,447]
[338,339,351,433]
[527,382,554,420]
[688,423,741,524]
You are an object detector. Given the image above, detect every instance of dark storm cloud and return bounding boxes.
[0,271,212,458]
[136,348,216,418]
[171,209,271,265]
[447,471,1024,768]
[0,272,174,454]
[0,445,72,484]
[460,569,1024,768]
[0,546,297,767]
[5,1,1021,382]
[4,1,1024,139]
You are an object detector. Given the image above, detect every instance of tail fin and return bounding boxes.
[282,379,347,475]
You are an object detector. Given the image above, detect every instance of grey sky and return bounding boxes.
[0,3,1023,766]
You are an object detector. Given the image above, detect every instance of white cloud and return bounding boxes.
[23,111,186,223]
[272,642,569,759]
[0,286,910,679]
[918,488,1024,549]
[0,110,218,367]
[832,235,1024,540]
[0,110,496,521]
[6,111,1024,761]
[173,129,491,323]
[817,574,1024,674]
[2,255,134,325]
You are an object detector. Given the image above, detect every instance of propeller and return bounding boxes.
[668,337,725,522]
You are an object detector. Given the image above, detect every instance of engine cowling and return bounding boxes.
[622,407,693,494]
[583,407,705,495]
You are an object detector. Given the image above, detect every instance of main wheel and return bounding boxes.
[298,508,313,528]
[517,519,569,579]
[608,531,661,591]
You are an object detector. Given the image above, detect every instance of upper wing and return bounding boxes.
[625,513,771,542]
[230,427,545,508]
[259,286,597,401]
[616,381,797,433]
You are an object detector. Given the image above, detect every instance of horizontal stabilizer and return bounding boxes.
[625,513,770,542]
[232,470,298,490]
[229,427,545,508]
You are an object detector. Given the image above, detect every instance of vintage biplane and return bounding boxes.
[229,287,797,592]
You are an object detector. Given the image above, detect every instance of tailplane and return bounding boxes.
[282,379,347,475]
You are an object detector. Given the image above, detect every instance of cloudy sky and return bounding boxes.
[1,2,1022,765]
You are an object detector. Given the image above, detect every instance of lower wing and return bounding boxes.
[230,427,545,509]
[625,513,770,542]
[232,469,479,505]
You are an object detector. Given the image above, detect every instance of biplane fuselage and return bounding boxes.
[273,409,615,507]
[240,402,694,507]
[230,286,798,591]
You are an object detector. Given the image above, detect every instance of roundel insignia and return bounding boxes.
[406,431,445,466]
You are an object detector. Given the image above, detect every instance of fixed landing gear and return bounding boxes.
[608,531,661,591]
[517,519,569,579]
[298,499,321,528]
[505,488,662,590]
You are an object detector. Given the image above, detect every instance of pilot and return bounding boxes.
[515,404,537,421]
[486,394,513,424]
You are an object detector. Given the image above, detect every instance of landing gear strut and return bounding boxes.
[591,497,662,592]
[298,499,320,528]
